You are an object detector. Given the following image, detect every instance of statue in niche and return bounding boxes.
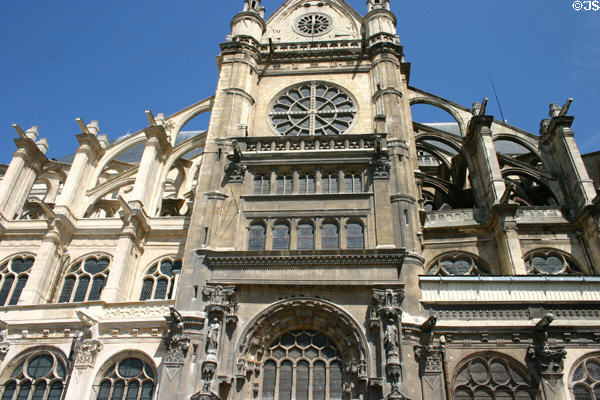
[206,318,221,355]
[384,319,399,359]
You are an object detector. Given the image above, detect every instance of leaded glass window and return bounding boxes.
[571,354,600,400]
[297,222,314,250]
[322,173,338,194]
[427,253,489,276]
[261,330,344,400]
[344,172,362,193]
[58,256,110,303]
[139,257,182,301]
[293,13,333,36]
[299,174,315,195]
[525,249,581,275]
[270,82,356,136]
[0,352,66,400]
[272,223,290,250]
[321,222,339,250]
[248,223,266,251]
[254,175,270,195]
[95,357,155,400]
[346,222,364,249]
[453,354,538,400]
[0,256,34,307]
[276,175,293,195]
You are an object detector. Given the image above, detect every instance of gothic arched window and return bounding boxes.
[297,222,314,250]
[453,354,538,400]
[570,353,600,400]
[248,223,266,251]
[270,82,356,136]
[427,253,489,276]
[0,351,67,400]
[525,249,582,275]
[139,258,182,301]
[321,222,339,250]
[261,330,344,400]
[95,357,155,400]
[272,222,290,250]
[0,255,34,307]
[346,222,364,249]
[58,256,110,303]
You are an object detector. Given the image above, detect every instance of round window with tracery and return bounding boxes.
[270,82,356,136]
[294,13,333,36]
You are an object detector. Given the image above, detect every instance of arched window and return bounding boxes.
[297,222,314,250]
[321,222,339,250]
[525,249,582,275]
[299,174,315,194]
[261,330,344,400]
[276,174,293,195]
[453,353,538,400]
[346,222,364,249]
[322,172,338,194]
[248,223,266,251]
[0,255,34,306]
[139,258,182,301]
[344,172,362,193]
[427,253,489,276]
[95,357,155,400]
[0,350,67,400]
[570,354,600,400]
[58,256,110,303]
[272,222,290,250]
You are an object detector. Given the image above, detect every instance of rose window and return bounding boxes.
[270,82,356,136]
[294,13,332,36]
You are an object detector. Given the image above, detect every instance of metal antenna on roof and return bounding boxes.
[489,73,507,123]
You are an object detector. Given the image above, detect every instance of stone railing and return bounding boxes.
[258,40,362,56]
[236,134,381,153]
[424,208,479,227]
[515,207,566,220]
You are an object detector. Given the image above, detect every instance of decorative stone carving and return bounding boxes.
[225,140,246,183]
[0,342,10,360]
[370,288,408,400]
[414,346,443,374]
[74,340,103,368]
[370,136,391,179]
[163,307,190,366]
[527,343,567,378]
[203,284,237,328]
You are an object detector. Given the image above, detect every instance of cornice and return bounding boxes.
[198,249,405,268]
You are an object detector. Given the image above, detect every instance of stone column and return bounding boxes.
[527,314,567,400]
[187,284,237,400]
[129,125,171,216]
[369,288,409,400]
[101,208,148,303]
[18,216,74,304]
[490,204,527,275]
[414,346,446,400]
[0,127,48,220]
[54,124,106,218]
[463,113,506,208]
[370,136,395,249]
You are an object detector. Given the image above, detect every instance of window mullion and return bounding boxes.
[309,83,316,135]
[308,363,314,400]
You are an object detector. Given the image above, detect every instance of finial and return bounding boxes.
[243,0,265,17]
[367,0,390,11]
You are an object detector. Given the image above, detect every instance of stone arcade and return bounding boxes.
[0,1,599,399]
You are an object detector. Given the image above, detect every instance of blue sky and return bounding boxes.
[0,0,598,163]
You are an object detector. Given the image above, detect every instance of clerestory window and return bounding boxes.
[0,255,34,307]
[139,258,182,301]
[95,357,155,400]
[58,256,110,303]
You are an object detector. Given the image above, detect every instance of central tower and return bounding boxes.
[165,1,425,399]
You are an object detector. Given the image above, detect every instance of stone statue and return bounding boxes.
[384,320,399,359]
[206,318,221,354]
[76,311,99,340]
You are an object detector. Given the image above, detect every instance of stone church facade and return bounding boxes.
[0,0,599,399]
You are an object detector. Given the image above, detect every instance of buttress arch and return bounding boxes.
[234,297,371,377]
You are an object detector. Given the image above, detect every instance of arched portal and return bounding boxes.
[235,298,370,399]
